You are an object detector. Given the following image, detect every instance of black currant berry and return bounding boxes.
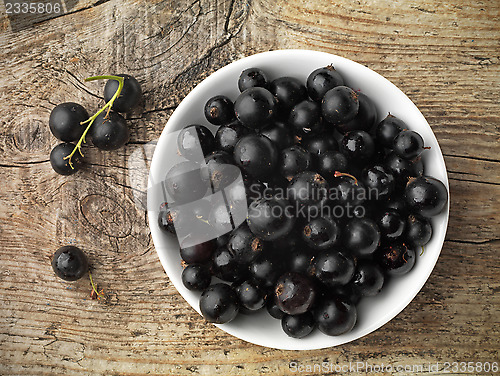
[235,280,267,312]
[204,95,235,125]
[361,165,395,201]
[249,254,284,289]
[393,130,427,159]
[288,248,314,275]
[214,120,250,154]
[227,224,266,265]
[281,312,315,338]
[49,102,89,142]
[405,214,433,246]
[234,87,276,129]
[158,204,181,235]
[352,262,385,297]
[288,100,323,135]
[317,151,348,181]
[405,176,448,217]
[322,86,359,125]
[164,161,208,204]
[179,237,216,264]
[51,245,89,281]
[279,146,313,180]
[267,298,285,319]
[212,246,248,283]
[233,134,279,180]
[50,142,84,175]
[302,133,338,161]
[312,251,355,286]
[313,295,357,336]
[287,171,329,209]
[202,151,239,192]
[274,272,316,315]
[177,124,215,161]
[238,68,269,92]
[306,65,344,102]
[181,264,211,291]
[375,242,416,276]
[247,197,295,241]
[90,111,129,151]
[384,152,424,186]
[302,216,340,250]
[340,130,375,163]
[343,217,381,256]
[104,74,142,113]
[200,283,239,324]
[376,209,406,240]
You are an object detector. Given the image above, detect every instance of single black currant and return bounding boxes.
[164,161,208,204]
[233,134,279,180]
[181,264,211,291]
[238,68,269,92]
[375,242,416,276]
[234,87,276,129]
[302,216,340,250]
[274,272,316,315]
[376,209,406,240]
[177,124,215,160]
[336,93,377,134]
[89,111,129,151]
[179,237,216,264]
[212,246,248,283]
[374,114,405,148]
[227,223,266,265]
[269,77,307,115]
[343,217,381,256]
[405,214,433,246]
[404,176,448,217]
[50,142,84,175]
[49,102,89,142]
[287,171,329,208]
[204,95,235,125]
[352,261,385,297]
[361,165,395,201]
[51,245,89,281]
[393,130,428,159]
[322,86,359,125]
[103,74,142,113]
[281,312,315,338]
[306,65,344,102]
[289,100,323,135]
[200,283,239,324]
[259,120,295,150]
[235,280,267,312]
[247,197,295,241]
[312,251,355,286]
[313,295,357,336]
[214,120,250,154]
[317,151,348,181]
[279,146,313,180]
[340,130,375,163]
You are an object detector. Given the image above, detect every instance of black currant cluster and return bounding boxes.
[158,66,448,339]
[48,74,141,175]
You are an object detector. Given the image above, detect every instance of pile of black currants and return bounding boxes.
[158,65,448,338]
[48,74,141,175]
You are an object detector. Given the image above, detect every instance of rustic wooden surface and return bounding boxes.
[0,0,499,375]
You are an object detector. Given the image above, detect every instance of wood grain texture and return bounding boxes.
[0,0,499,375]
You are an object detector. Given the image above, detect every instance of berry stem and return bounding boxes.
[64,75,125,168]
[89,270,106,300]
[334,171,358,186]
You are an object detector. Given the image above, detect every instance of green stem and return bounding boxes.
[89,270,105,300]
[64,75,125,168]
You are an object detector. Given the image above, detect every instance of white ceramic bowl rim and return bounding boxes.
[147,49,450,350]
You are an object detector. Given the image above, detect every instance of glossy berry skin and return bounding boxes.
[343,218,381,256]
[269,77,307,115]
[51,246,89,281]
[317,151,348,181]
[329,177,366,206]
[306,66,344,102]
[287,171,329,209]
[181,264,211,291]
[204,95,235,125]
[405,176,448,217]
[340,130,375,163]
[212,246,248,283]
[279,146,313,180]
[250,254,284,289]
[267,299,285,319]
[235,280,267,312]
[374,115,405,148]
[227,224,266,265]
[352,262,385,297]
[90,111,129,151]
[393,130,426,159]
[384,152,424,186]
[49,102,88,142]
[274,272,316,315]
[215,120,249,154]
[164,161,208,204]
[322,86,359,125]
[247,197,295,241]
[177,124,215,161]
[302,216,340,250]
[202,151,238,192]
[313,295,357,336]
[179,238,216,264]
[287,249,314,275]
[312,251,355,286]
[377,209,406,240]
[259,121,294,150]
[238,68,269,92]
[405,214,433,246]
[281,312,315,338]
[234,87,276,129]
[200,283,239,324]
[158,204,180,235]
[361,165,395,201]
[50,142,84,175]
[288,100,323,135]
[336,93,378,134]
[328,283,361,306]
[233,134,279,180]
[376,242,416,276]
[302,133,338,161]
[104,74,142,113]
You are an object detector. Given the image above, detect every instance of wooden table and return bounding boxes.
[0,0,499,374]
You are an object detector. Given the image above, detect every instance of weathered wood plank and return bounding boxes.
[0,0,499,374]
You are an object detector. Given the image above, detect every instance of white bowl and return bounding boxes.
[147,50,450,350]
